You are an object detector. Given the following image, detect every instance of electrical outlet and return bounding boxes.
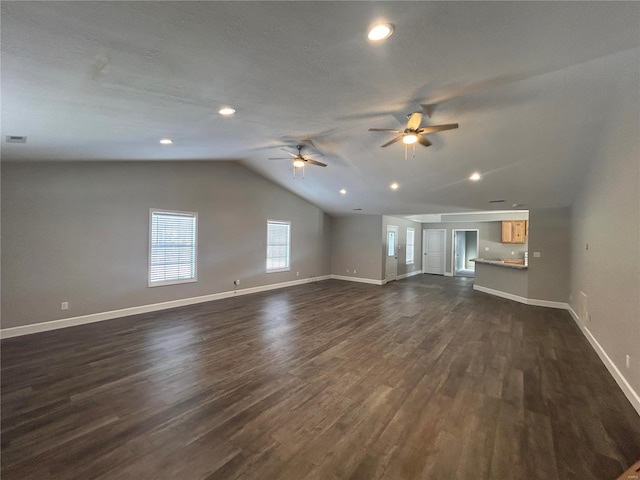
[353,269,357,274]
[61,301,69,310]
[533,252,541,258]
[233,279,240,286]
[346,269,349,273]
[626,355,630,369]
[296,271,299,276]
[484,247,489,251]
[511,251,515,255]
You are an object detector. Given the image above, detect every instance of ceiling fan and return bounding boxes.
[369,112,458,157]
[269,145,327,178]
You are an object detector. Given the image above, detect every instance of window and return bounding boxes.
[266,220,290,272]
[149,209,197,287]
[406,227,415,264]
[387,230,395,256]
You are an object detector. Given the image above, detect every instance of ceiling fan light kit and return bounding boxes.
[268,144,326,179]
[369,111,459,157]
[402,134,418,145]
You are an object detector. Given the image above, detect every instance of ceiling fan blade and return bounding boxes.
[306,159,327,167]
[381,136,403,148]
[268,157,291,160]
[369,128,403,133]
[406,112,423,130]
[418,123,459,134]
[280,148,298,157]
[417,135,432,147]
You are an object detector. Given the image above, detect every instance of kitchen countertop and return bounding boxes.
[470,258,528,270]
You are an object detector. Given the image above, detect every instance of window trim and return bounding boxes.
[148,208,198,287]
[406,227,415,265]
[266,219,291,273]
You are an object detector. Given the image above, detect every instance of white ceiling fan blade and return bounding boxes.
[418,123,459,134]
[406,112,423,130]
[306,159,327,167]
[381,136,403,148]
[369,128,403,133]
[417,135,432,147]
[280,148,298,157]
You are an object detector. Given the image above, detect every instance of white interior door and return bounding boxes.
[423,229,445,275]
[385,225,398,282]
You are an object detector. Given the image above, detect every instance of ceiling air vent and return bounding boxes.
[6,136,27,143]
[353,208,363,211]
[489,199,505,204]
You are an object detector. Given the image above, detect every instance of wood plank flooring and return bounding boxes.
[2,275,639,479]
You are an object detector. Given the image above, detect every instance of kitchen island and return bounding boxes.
[470,257,529,301]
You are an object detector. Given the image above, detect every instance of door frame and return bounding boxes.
[451,229,479,276]
[422,228,446,275]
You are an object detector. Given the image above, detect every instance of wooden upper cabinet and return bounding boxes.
[501,221,513,243]
[501,220,528,244]
[512,221,525,243]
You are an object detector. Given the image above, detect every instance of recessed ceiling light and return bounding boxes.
[368,23,394,41]
[159,138,173,145]
[402,134,418,145]
[390,182,399,190]
[469,172,481,181]
[218,107,236,116]
[340,189,347,195]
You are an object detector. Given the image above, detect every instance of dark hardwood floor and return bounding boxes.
[2,275,639,479]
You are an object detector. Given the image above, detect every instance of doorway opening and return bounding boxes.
[452,229,479,277]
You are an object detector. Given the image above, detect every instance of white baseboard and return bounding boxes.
[330,274,384,285]
[0,275,332,339]
[526,298,570,309]
[567,307,640,416]
[472,285,569,310]
[473,285,530,305]
[396,270,423,280]
[444,271,453,277]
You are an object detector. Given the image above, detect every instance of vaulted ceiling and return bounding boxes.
[2,2,638,215]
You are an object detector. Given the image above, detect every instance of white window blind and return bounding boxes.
[149,209,197,286]
[406,228,415,264]
[266,220,290,272]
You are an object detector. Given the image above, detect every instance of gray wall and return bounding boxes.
[527,207,571,303]
[474,263,529,299]
[330,215,383,281]
[382,216,423,278]
[1,161,332,329]
[421,221,528,275]
[569,47,640,396]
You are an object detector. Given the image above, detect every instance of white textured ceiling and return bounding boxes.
[2,1,639,216]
